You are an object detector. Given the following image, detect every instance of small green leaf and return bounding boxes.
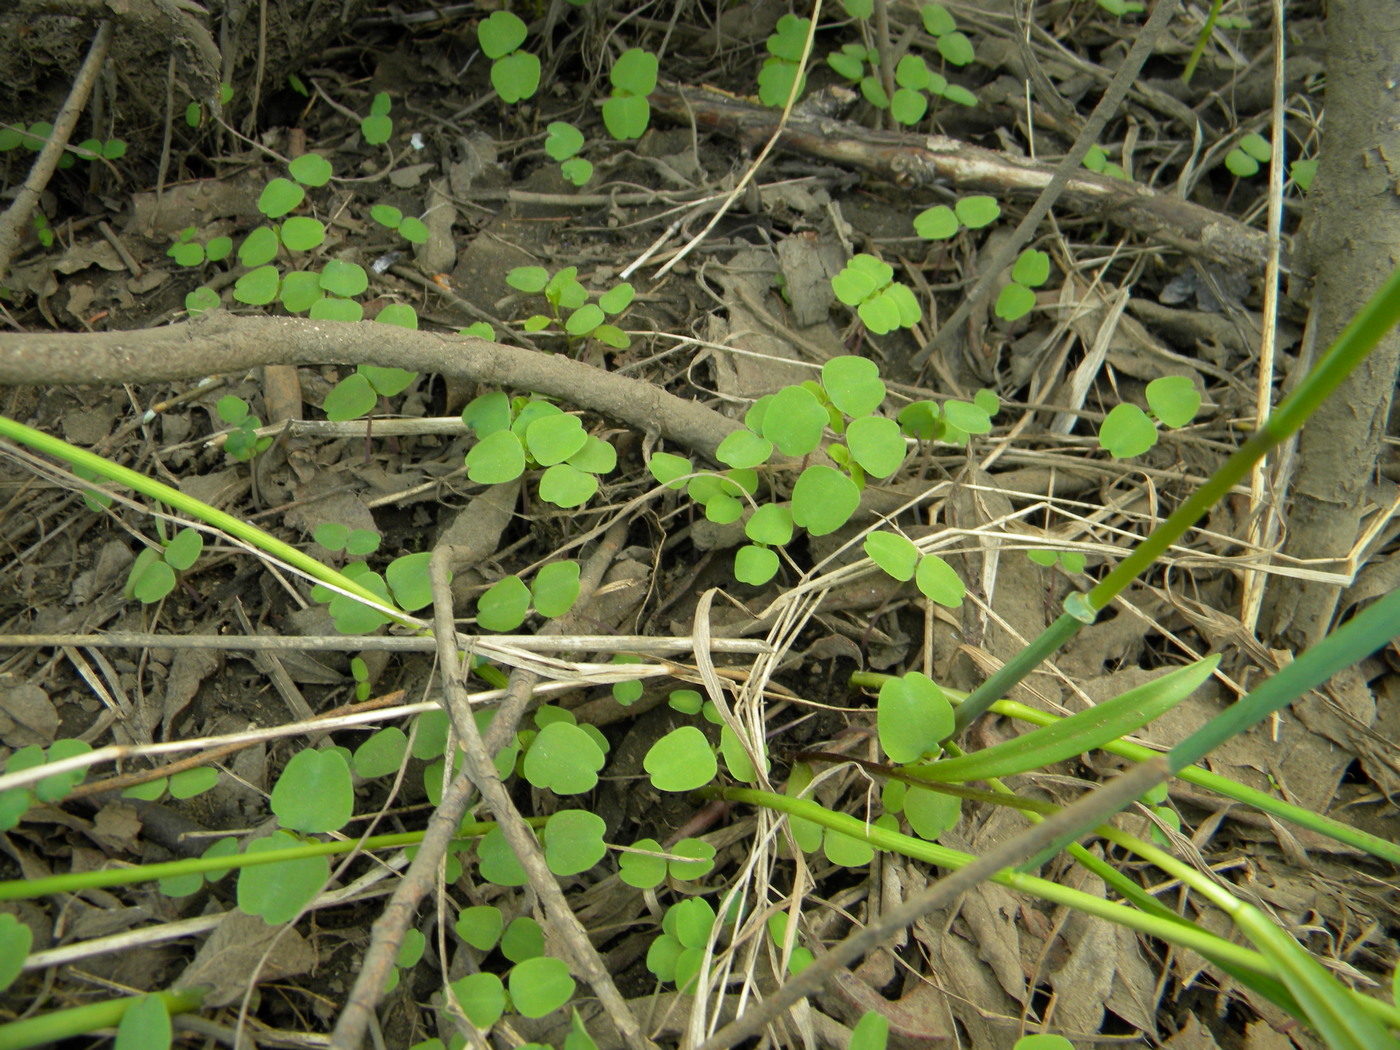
[371,204,403,228]
[478,574,531,632]
[896,54,931,90]
[386,552,435,611]
[538,463,598,507]
[824,825,875,867]
[602,95,650,140]
[544,809,607,875]
[164,528,203,571]
[994,282,1037,322]
[744,503,794,546]
[168,766,218,799]
[0,913,33,993]
[619,838,667,889]
[185,286,221,316]
[238,226,279,267]
[598,282,635,314]
[526,413,588,465]
[289,153,332,187]
[844,415,906,478]
[865,532,920,581]
[561,157,593,185]
[567,435,617,475]
[762,384,828,456]
[310,297,363,322]
[790,465,860,536]
[1145,375,1201,428]
[644,727,718,791]
[524,722,606,794]
[954,195,1000,229]
[477,10,527,58]
[319,259,369,297]
[115,994,171,1050]
[509,957,576,1019]
[904,784,961,840]
[1098,403,1158,459]
[323,373,377,421]
[507,266,550,292]
[353,727,408,777]
[455,905,504,951]
[546,121,585,161]
[850,1011,890,1050]
[280,216,325,252]
[941,83,978,107]
[477,826,528,886]
[921,4,957,35]
[1012,249,1051,287]
[237,831,330,924]
[937,31,975,66]
[611,48,659,95]
[451,971,506,1027]
[1225,149,1259,178]
[467,430,527,484]
[1290,158,1317,192]
[492,51,541,103]
[501,915,545,962]
[734,544,780,585]
[271,748,353,833]
[914,205,959,240]
[532,560,581,618]
[915,554,965,608]
[822,355,887,417]
[234,265,280,306]
[1239,132,1271,162]
[279,270,323,313]
[1013,1036,1075,1050]
[128,552,176,604]
[878,672,953,762]
[890,88,928,125]
[942,399,992,434]
[258,178,305,219]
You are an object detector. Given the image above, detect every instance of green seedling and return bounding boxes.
[758,14,811,107]
[1097,375,1202,458]
[1225,132,1272,178]
[645,896,721,993]
[544,122,592,185]
[1026,547,1088,574]
[919,3,977,66]
[184,83,234,128]
[914,195,1000,240]
[994,248,1052,322]
[1290,158,1317,193]
[602,49,658,140]
[361,91,394,145]
[463,390,617,508]
[1082,144,1129,180]
[125,528,204,604]
[617,837,715,889]
[478,11,540,104]
[323,355,420,423]
[1097,0,1145,15]
[370,203,429,244]
[506,265,632,349]
[168,227,234,268]
[831,253,921,334]
[0,123,124,169]
[475,559,582,631]
[314,521,382,558]
[30,211,54,249]
[216,395,273,462]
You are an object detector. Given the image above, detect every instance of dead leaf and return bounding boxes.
[0,683,59,748]
[175,910,317,1007]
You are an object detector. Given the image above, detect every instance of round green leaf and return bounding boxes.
[478,574,531,632]
[611,48,659,95]
[648,451,692,489]
[524,722,606,794]
[904,785,961,840]
[1012,249,1051,287]
[845,415,906,478]
[878,672,953,762]
[598,282,634,314]
[168,766,218,799]
[670,897,717,949]
[890,88,928,125]
[371,203,403,229]
[941,83,978,107]
[397,216,428,243]
[477,827,528,886]
[619,838,667,889]
[602,94,650,140]
[1145,375,1200,428]
[561,157,593,186]
[510,957,576,1019]
[734,544,780,585]
[823,826,874,867]
[386,552,434,611]
[237,831,330,924]
[353,727,408,778]
[258,178,304,219]
[462,390,511,437]
[546,121,585,161]
[233,265,280,306]
[864,531,919,581]
[532,560,580,618]
[914,205,959,241]
[538,463,598,507]
[455,905,504,951]
[858,292,901,334]
[492,51,541,103]
[668,838,716,880]
[762,384,828,456]
[567,435,616,474]
[1239,132,1271,162]
[921,3,957,34]
[716,429,774,469]
[130,555,176,604]
[310,297,363,322]
[477,10,527,58]
[467,430,527,484]
[544,809,607,875]
[288,153,332,187]
[115,994,170,1050]
[280,270,323,313]
[526,413,588,465]
[507,266,549,292]
[790,465,860,536]
[744,503,794,545]
[319,259,369,297]
[359,364,416,396]
[937,30,975,65]
[954,195,1000,229]
[271,748,352,832]
[170,241,204,267]
[0,913,33,993]
[564,303,604,338]
[831,265,878,307]
[1099,402,1158,459]
[374,303,418,330]
[994,282,1037,322]
[323,373,377,421]
[185,286,220,316]
[669,689,704,715]
[942,399,992,434]
[703,493,743,524]
[501,915,545,962]
[915,554,965,608]
[720,724,760,782]
[164,528,203,571]
[1014,1037,1075,1050]
[895,54,931,90]
[850,1010,889,1050]
[644,726,717,791]
[646,934,684,981]
[452,972,506,1027]
[280,216,325,252]
[822,355,887,417]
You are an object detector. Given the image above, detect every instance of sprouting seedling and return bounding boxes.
[602,49,658,140]
[1097,374,1202,459]
[349,657,372,702]
[1289,158,1317,193]
[1097,0,1145,15]
[168,227,234,268]
[1225,132,1271,178]
[477,11,540,104]
[544,122,592,186]
[323,355,420,424]
[919,3,977,67]
[216,395,273,462]
[184,82,234,128]
[831,254,922,334]
[645,897,720,993]
[360,91,394,145]
[370,204,429,245]
[30,211,54,249]
[993,248,1052,322]
[1082,145,1130,181]
[125,527,204,604]
[462,390,617,508]
[914,195,1000,240]
[1026,547,1087,573]
[475,560,582,631]
[313,521,382,559]
[758,14,811,107]
[307,548,440,635]
[506,265,632,349]
[896,388,998,448]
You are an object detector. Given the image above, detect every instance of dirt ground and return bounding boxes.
[1,1,1398,1048]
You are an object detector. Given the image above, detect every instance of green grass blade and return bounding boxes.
[908,655,1217,783]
